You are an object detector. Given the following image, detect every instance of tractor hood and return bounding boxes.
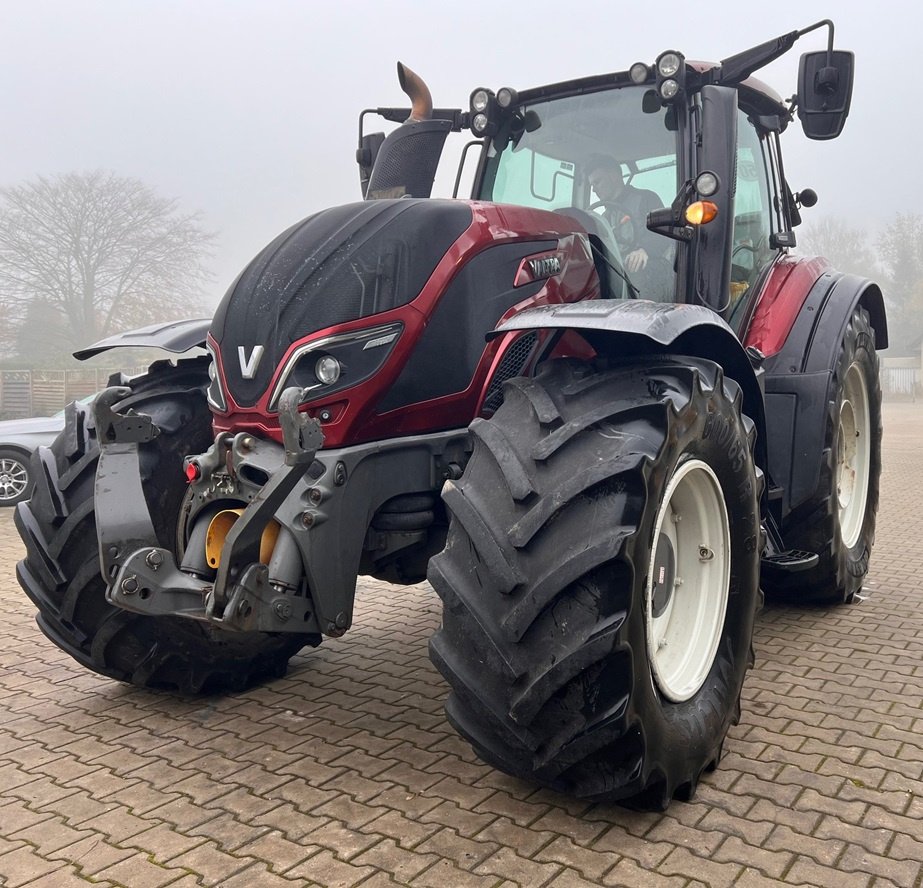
[210,199,472,407]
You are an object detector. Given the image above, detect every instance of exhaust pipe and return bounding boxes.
[397,62,433,122]
[365,62,450,200]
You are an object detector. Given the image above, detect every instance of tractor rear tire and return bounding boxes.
[765,307,882,605]
[428,357,762,808]
[15,358,314,693]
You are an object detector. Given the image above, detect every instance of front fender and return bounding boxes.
[73,318,212,361]
[491,300,767,475]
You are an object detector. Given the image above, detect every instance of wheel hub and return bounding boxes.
[645,459,730,703]
[837,362,871,548]
[650,534,676,619]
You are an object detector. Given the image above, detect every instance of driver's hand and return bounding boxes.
[625,248,649,273]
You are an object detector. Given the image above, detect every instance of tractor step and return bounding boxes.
[760,549,819,577]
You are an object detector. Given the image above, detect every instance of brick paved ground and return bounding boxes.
[0,402,921,888]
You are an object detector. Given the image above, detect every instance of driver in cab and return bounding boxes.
[587,155,663,276]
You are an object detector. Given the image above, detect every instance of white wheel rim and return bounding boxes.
[645,459,730,703]
[0,456,29,502]
[837,362,870,549]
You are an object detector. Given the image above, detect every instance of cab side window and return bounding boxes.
[731,110,775,313]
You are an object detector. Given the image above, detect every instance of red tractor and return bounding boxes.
[16,20,884,809]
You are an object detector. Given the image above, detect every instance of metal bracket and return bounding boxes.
[278,387,324,466]
[107,547,211,620]
[93,386,161,444]
[108,549,314,633]
[218,564,314,632]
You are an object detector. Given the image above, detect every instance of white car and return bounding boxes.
[0,398,94,506]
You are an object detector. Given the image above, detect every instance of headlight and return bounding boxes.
[206,343,227,412]
[659,78,680,100]
[471,89,491,113]
[629,63,651,84]
[267,323,403,411]
[496,87,518,109]
[657,52,682,77]
[315,356,342,385]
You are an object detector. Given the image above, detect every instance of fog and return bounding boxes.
[3,0,918,305]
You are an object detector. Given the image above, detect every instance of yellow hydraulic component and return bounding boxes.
[205,508,281,569]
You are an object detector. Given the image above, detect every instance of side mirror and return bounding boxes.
[797,49,854,140]
[357,132,386,198]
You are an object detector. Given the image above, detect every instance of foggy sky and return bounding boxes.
[3,0,918,310]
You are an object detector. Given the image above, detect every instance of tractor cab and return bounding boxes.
[359,20,854,334]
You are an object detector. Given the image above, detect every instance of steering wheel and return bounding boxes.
[732,242,759,262]
[589,199,620,214]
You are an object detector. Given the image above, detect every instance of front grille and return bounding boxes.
[483,332,538,413]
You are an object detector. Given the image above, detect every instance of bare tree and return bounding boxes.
[0,171,214,358]
[798,216,878,278]
[877,213,923,353]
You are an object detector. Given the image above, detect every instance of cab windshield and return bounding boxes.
[476,85,680,302]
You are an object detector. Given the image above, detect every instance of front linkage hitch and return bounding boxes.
[95,385,323,634]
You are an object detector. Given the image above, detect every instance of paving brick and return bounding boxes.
[48,835,136,875]
[0,800,55,835]
[117,823,207,864]
[189,811,271,852]
[784,855,872,888]
[603,858,689,888]
[535,835,621,881]
[145,795,222,830]
[360,809,441,850]
[410,857,502,888]
[219,860,314,888]
[0,844,66,887]
[323,771,393,804]
[314,796,388,830]
[17,866,121,888]
[474,846,562,885]
[286,848,376,887]
[253,802,331,841]
[546,867,615,888]
[95,852,188,888]
[235,828,315,873]
[529,808,608,845]
[591,823,673,868]
[352,837,440,882]
[712,835,793,880]
[6,817,95,856]
[657,845,744,887]
[165,840,253,886]
[303,820,381,860]
[837,844,922,886]
[415,828,498,870]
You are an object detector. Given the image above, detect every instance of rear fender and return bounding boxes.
[73,318,211,361]
[761,270,887,518]
[490,301,767,474]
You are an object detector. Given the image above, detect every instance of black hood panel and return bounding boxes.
[211,199,473,407]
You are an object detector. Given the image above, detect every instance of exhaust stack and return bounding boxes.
[365,62,451,200]
[398,62,433,122]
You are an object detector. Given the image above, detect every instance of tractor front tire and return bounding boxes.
[766,306,882,605]
[428,357,762,808]
[15,358,314,693]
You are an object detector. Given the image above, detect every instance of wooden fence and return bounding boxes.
[0,368,143,420]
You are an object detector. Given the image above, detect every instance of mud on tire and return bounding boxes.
[15,358,313,694]
[428,357,762,808]
[764,307,882,605]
